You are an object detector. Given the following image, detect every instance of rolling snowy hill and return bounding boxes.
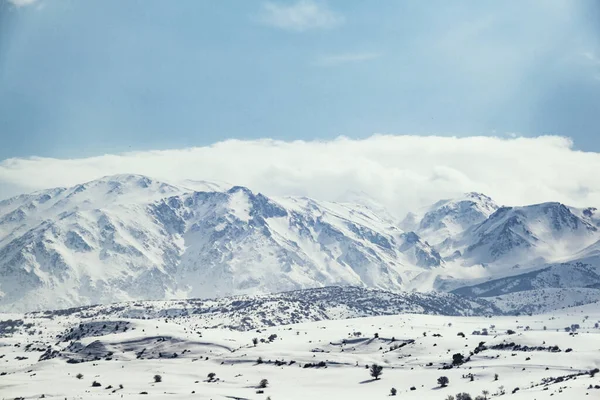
[27,286,600,331]
[1,292,599,400]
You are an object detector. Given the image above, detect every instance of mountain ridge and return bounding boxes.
[1,174,599,312]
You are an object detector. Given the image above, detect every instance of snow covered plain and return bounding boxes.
[1,299,599,400]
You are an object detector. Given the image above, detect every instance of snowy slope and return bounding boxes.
[2,175,600,312]
[1,294,599,400]
[27,287,504,330]
[397,196,600,299]
[423,201,600,297]
[0,176,443,312]
[453,202,599,268]
[401,192,499,246]
[451,261,600,297]
[0,174,187,241]
[25,286,600,330]
[159,188,443,300]
[178,179,231,193]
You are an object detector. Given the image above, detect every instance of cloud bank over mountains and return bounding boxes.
[1,135,598,215]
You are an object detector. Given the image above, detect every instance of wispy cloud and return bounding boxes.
[314,52,381,67]
[6,0,38,6]
[258,0,344,32]
[582,51,600,82]
[583,51,600,65]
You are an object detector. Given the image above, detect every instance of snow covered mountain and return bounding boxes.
[400,192,499,246]
[2,174,600,312]
[451,261,600,297]
[446,202,599,267]
[0,175,441,312]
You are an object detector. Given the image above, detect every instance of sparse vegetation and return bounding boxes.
[455,393,472,400]
[452,353,465,365]
[3,286,598,400]
[438,376,450,387]
[370,364,383,380]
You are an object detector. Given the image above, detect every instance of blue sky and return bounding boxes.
[0,0,599,161]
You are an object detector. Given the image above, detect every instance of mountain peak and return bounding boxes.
[68,174,186,198]
[85,174,168,189]
[227,185,253,195]
[461,201,599,265]
[464,192,494,202]
[435,192,496,207]
[403,192,500,245]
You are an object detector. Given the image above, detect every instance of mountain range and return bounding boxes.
[1,174,599,312]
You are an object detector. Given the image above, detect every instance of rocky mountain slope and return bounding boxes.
[1,174,600,312]
[400,192,499,246]
[447,202,599,267]
[0,175,440,311]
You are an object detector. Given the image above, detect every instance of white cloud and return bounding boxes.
[314,52,381,67]
[258,0,344,32]
[2,135,600,216]
[6,0,38,6]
